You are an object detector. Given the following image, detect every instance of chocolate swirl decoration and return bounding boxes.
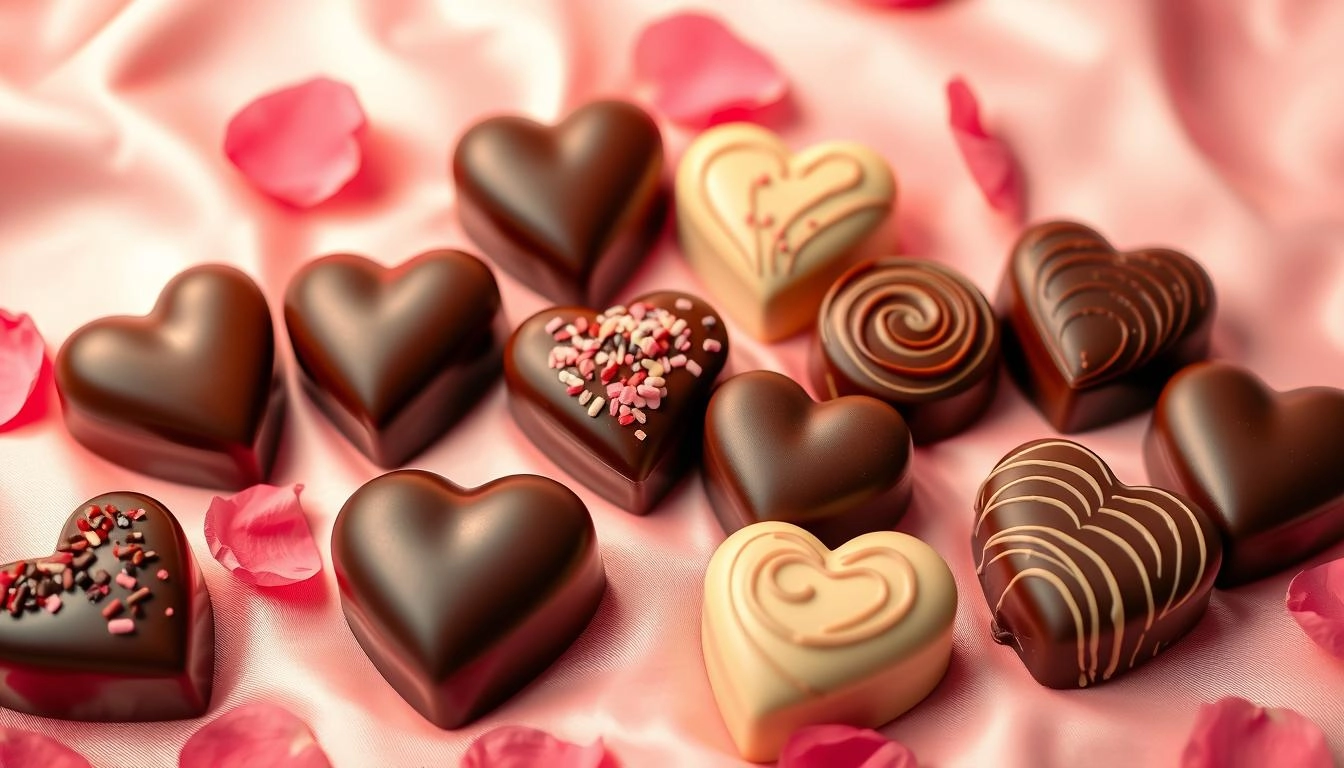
[818,259,997,399]
[972,440,1219,688]
[1013,221,1213,387]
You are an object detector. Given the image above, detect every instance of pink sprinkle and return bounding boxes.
[129,508,146,520]
[44,595,62,614]
[635,430,648,441]
[573,317,589,334]
[637,385,661,399]
[675,297,693,311]
[620,386,637,405]
[107,618,135,635]
[165,607,175,617]
[703,338,722,353]
[702,316,716,327]
[156,569,170,581]
[47,552,74,565]
[565,384,585,396]
[686,359,704,377]
[618,413,636,426]
[115,572,138,590]
[544,317,564,334]
[670,355,687,368]
[630,302,647,320]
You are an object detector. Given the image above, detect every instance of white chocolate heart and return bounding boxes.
[676,123,896,341]
[701,521,955,762]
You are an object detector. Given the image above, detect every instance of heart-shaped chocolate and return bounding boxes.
[284,250,505,467]
[998,220,1215,432]
[702,521,955,762]
[504,291,729,514]
[973,439,1222,689]
[0,492,214,721]
[1145,362,1344,586]
[332,470,604,729]
[676,122,896,341]
[55,264,285,489]
[702,370,913,547]
[453,99,665,306]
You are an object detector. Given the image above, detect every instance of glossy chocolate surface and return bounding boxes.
[331,470,605,729]
[0,492,214,721]
[811,258,1000,444]
[504,291,729,514]
[997,221,1215,433]
[55,264,285,489]
[284,250,506,467]
[973,439,1221,689]
[453,99,665,306]
[1145,362,1344,586]
[703,370,913,548]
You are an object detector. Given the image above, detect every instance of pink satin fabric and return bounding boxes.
[1,1,1342,766]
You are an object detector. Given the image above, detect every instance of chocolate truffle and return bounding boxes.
[702,521,956,762]
[331,470,605,729]
[453,99,665,306]
[504,291,729,514]
[0,492,214,721]
[997,221,1215,433]
[811,258,1000,443]
[1145,362,1344,587]
[284,249,506,467]
[55,264,285,489]
[973,439,1221,688]
[703,370,913,547]
[676,122,896,341]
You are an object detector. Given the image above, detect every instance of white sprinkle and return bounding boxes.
[645,376,666,387]
[587,397,605,417]
[578,390,593,406]
[670,318,687,336]
[675,298,693,311]
[686,359,703,377]
[544,317,564,334]
[634,430,648,441]
[703,338,722,353]
[701,316,717,327]
[632,408,646,424]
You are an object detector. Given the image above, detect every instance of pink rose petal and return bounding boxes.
[0,310,45,428]
[180,702,333,768]
[204,483,322,587]
[947,76,1025,222]
[461,726,611,768]
[1181,697,1333,768]
[224,77,366,207]
[779,725,918,768]
[1287,558,1344,659]
[633,13,787,128]
[0,727,92,768]
[853,0,945,7]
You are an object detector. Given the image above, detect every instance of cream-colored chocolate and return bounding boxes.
[701,521,955,762]
[676,123,896,341]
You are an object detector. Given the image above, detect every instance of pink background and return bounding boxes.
[2,0,1343,765]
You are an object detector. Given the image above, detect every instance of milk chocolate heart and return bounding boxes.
[332,470,605,729]
[676,122,896,341]
[284,250,505,467]
[504,291,729,514]
[1145,362,1344,586]
[973,439,1222,689]
[0,492,214,721]
[998,220,1215,432]
[55,264,285,489]
[703,370,913,547]
[453,99,665,306]
[702,521,956,762]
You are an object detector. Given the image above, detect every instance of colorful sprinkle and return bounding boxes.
[106,618,135,635]
[115,572,137,590]
[156,569,170,581]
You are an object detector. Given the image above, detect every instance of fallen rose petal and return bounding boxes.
[853,0,945,7]
[0,727,92,768]
[224,77,366,207]
[204,483,322,587]
[633,12,787,128]
[0,310,45,428]
[779,725,918,768]
[1287,558,1344,659]
[1181,697,1332,768]
[180,702,333,768]
[461,726,610,768]
[947,76,1025,222]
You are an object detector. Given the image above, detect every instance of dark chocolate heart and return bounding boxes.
[55,264,285,489]
[331,470,605,729]
[0,492,214,721]
[999,221,1215,432]
[973,439,1221,689]
[284,250,505,467]
[504,291,730,514]
[452,99,665,306]
[702,370,913,548]
[1145,362,1344,586]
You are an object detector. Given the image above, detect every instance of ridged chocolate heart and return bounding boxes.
[284,250,505,467]
[55,264,285,489]
[973,439,1221,688]
[453,99,665,306]
[1145,362,1344,586]
[999,221,1215,432]
[331,470,605,729]
[0,492,214,721]
[703,370,913,547]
